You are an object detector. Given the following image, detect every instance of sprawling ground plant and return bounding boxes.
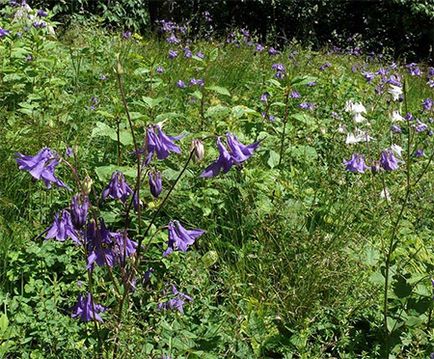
[1,2,434,358]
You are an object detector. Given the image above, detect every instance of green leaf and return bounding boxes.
[91,121,133,146]
[206,85,231,96]
[0,314,9,334]
[95,165,136,182]
[232,105,258,119]
[209,48,219,62]
[267,150,280,169]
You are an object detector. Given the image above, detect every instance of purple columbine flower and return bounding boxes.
[158,285,192,313]
[86,220,137,269]
[149,170,162,198]
[376,68,387,76]
[415,120,428,133]
[268,47,279,56]
[290,90,301,98]
[255,44,264,52]
[168,49,178,59]
[156,66,164,74]
[71,293,106,322]
[275,71,285,79]
[406,63,421,76]
[362,71,375,83]
[163,221,205,256]
[200,133,259,178]
[422,98,433,111]
[16,147,68,189]
[189,78,205,86]
[122,31,132,39]
[37,9,48,17]
[203,11,212,22]
[391,124,402,133]
[415,149,424,158]
[102,171,133,203]
[99,74,107,81]
[380,150,399,171]
[166,34,180,44]
[260,92,270,103]
[183,47,192,58]
[387,74,402,87]
[319,62,331,71]
[271,63,285,72]
[299,102,315,111]
[46,210,80,244]
[0,28,10,38]
[226,132,260,164]
[176,80,186,88]
[70,195,89,229]
[306,81,317,87]
[145,124,182,164]
[195,51,205,59]
[426,80,434,88]
[343,153,369,173]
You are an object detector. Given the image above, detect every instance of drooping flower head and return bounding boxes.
[0,28,10,38]
[16,147,68,189]
[163,220,205,256]
[379,150,399,171]
[46,210,80,244]
[176,80,186,88]
[343,153,369,173]
[148,170,162,198]
[168,49,178,59]
[71,293,106,322]
[102,171,133,203]
[200,133,259,178]
[145,124,182,164]
[70,194,89,229]
[85,220,137,269]
[158,285,192,314]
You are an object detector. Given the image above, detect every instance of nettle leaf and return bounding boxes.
[140,96,163,109]
[206,85,231,97]
[95,165,136,182]
[205,105,230,119]
[291,75,318,86]
[291,113,316,126]
[232,105,258,119]
[91,121,133,146]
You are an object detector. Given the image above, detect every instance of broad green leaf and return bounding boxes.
[206,85,231,96]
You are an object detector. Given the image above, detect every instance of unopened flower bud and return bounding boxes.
[148,170,162,198]
[83,174,93,195]
[191,139,205,162]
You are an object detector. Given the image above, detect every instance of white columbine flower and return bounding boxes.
[380,188,391,201]
[391,110,404,122]
[391,144,403,157]
[345,129,374,144]
[345,100,367,123]
[388,85,403,101]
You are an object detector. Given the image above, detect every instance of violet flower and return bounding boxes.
[422,98,432,111]
[290,90,301,98]
[255,44,264,52]
[200,133,259,177]
[149,170,162,198]
[145,124,182,164]
[415,149,424,158]
[16,147,68,189]
[102,171,133,203]
[0,28,10,38]
[163,220,205,256]
[36,9,48,17]
[71,293,106,322]
[319,62,331,71]
[156,66,164,74]
[158,285,192,314]
[70,194,89,229]
[391,124,402,133]
[415,121,428,133]
[268,47,279,56]
[122,31,132,39]
[168,49,178,59]
[260,92,270,103]
[176,80,186,89]
[195,51,205,59]
[46,210,80,244]
[379,150,399,171]
[183,47,192,58]
[166,34,180,44]
[343,154,369,173]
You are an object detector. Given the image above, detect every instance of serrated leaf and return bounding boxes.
[206,85,231,96]
[95,165,136,182]
[91,121,133,145]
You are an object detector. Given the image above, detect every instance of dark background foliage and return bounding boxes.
[27,0,434,62]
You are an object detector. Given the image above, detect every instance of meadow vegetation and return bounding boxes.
[0,3,434,358]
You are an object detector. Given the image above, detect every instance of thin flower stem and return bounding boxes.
[278,87,291,168]
[383,79,411,356]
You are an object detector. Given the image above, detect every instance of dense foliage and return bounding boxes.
[20,0,434,61]
[1,2,434,358]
